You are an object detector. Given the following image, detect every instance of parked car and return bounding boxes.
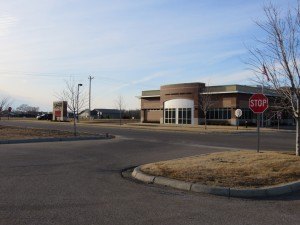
[36,113,52,120]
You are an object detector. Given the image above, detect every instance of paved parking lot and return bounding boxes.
[0,121,299,225]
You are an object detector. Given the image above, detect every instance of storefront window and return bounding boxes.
[206,108,232,119]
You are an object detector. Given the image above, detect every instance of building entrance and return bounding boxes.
[164,99,194,125]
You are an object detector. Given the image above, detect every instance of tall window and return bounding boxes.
[178,108,192,124]
[165,108,176,124]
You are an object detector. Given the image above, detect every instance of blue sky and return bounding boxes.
[0,0,295,111]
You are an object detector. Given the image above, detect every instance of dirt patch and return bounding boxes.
[0,125,87,140]
[141,151,300,188]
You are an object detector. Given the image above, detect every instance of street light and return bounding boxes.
[77,83,83,122]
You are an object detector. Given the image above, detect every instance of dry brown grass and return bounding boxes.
[0,125,83,140]
[141,151,300,188]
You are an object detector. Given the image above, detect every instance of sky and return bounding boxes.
[0,0,296,111]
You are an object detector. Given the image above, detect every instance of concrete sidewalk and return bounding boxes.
[81,121,295,134]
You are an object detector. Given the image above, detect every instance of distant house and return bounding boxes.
[79,109,121,119]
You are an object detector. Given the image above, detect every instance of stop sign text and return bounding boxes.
[249,99,268,108]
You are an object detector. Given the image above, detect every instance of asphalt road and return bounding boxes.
[0,120,295,151]
[0,120,299,225]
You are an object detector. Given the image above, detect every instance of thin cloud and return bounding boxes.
[0,14,17,36]
[200,70,254,86]
[111,71,175,92]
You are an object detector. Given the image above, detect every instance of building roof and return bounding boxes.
[204,85,277,96]
[140,83,278,98]
[161,82,205,88]
[93,109,120,113]
[79,108,120,115]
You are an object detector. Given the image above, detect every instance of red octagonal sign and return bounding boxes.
[249,93,269,113]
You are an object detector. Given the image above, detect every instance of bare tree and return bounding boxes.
[199,87,215,129]
[16,104,39,113]
[248,1,300,155]
[56,78,87,136]
[0,97,12,120]
[115,95,126,125]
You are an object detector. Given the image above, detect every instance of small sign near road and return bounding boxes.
[235,109,242,118]
[277,111,282,119]
[249,93,269,113]
[235,109,242,130]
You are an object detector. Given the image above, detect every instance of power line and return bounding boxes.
[0,70,124,82]
[0,70,161,89]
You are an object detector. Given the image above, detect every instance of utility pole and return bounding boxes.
[77,83,83,122]
[88,76,94,120]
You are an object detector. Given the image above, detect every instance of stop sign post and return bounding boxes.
[249,94,269,153]
[277,111,282,130]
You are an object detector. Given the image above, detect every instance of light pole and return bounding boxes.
[88,76,94,120]
[77,83,83,122]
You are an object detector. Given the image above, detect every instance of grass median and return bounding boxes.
[0,125,87,140]
[141,151,300,188]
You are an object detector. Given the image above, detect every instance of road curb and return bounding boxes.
[154,176,192,191]
[132,166,300,198]
[0,134,114,145]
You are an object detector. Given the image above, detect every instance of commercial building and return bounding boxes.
[140,82,290,126]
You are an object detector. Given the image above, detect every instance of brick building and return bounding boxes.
[140,82,290,126]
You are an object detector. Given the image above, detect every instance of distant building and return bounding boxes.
[79,109,121,119]
[139,82,292,126]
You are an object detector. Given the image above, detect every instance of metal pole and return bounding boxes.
[77,84,79,122]
[261,79,264,127]
[296,97,299,156]
[257,113,260,153]
[77,84,82,122]
[88,76,94,120]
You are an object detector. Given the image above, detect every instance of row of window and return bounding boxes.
[157,108,256,120]
[165,92,192,96]
[206,108,232,120]
[206,108,257,120]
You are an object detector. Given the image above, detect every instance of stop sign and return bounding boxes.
[249,93,269,113]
